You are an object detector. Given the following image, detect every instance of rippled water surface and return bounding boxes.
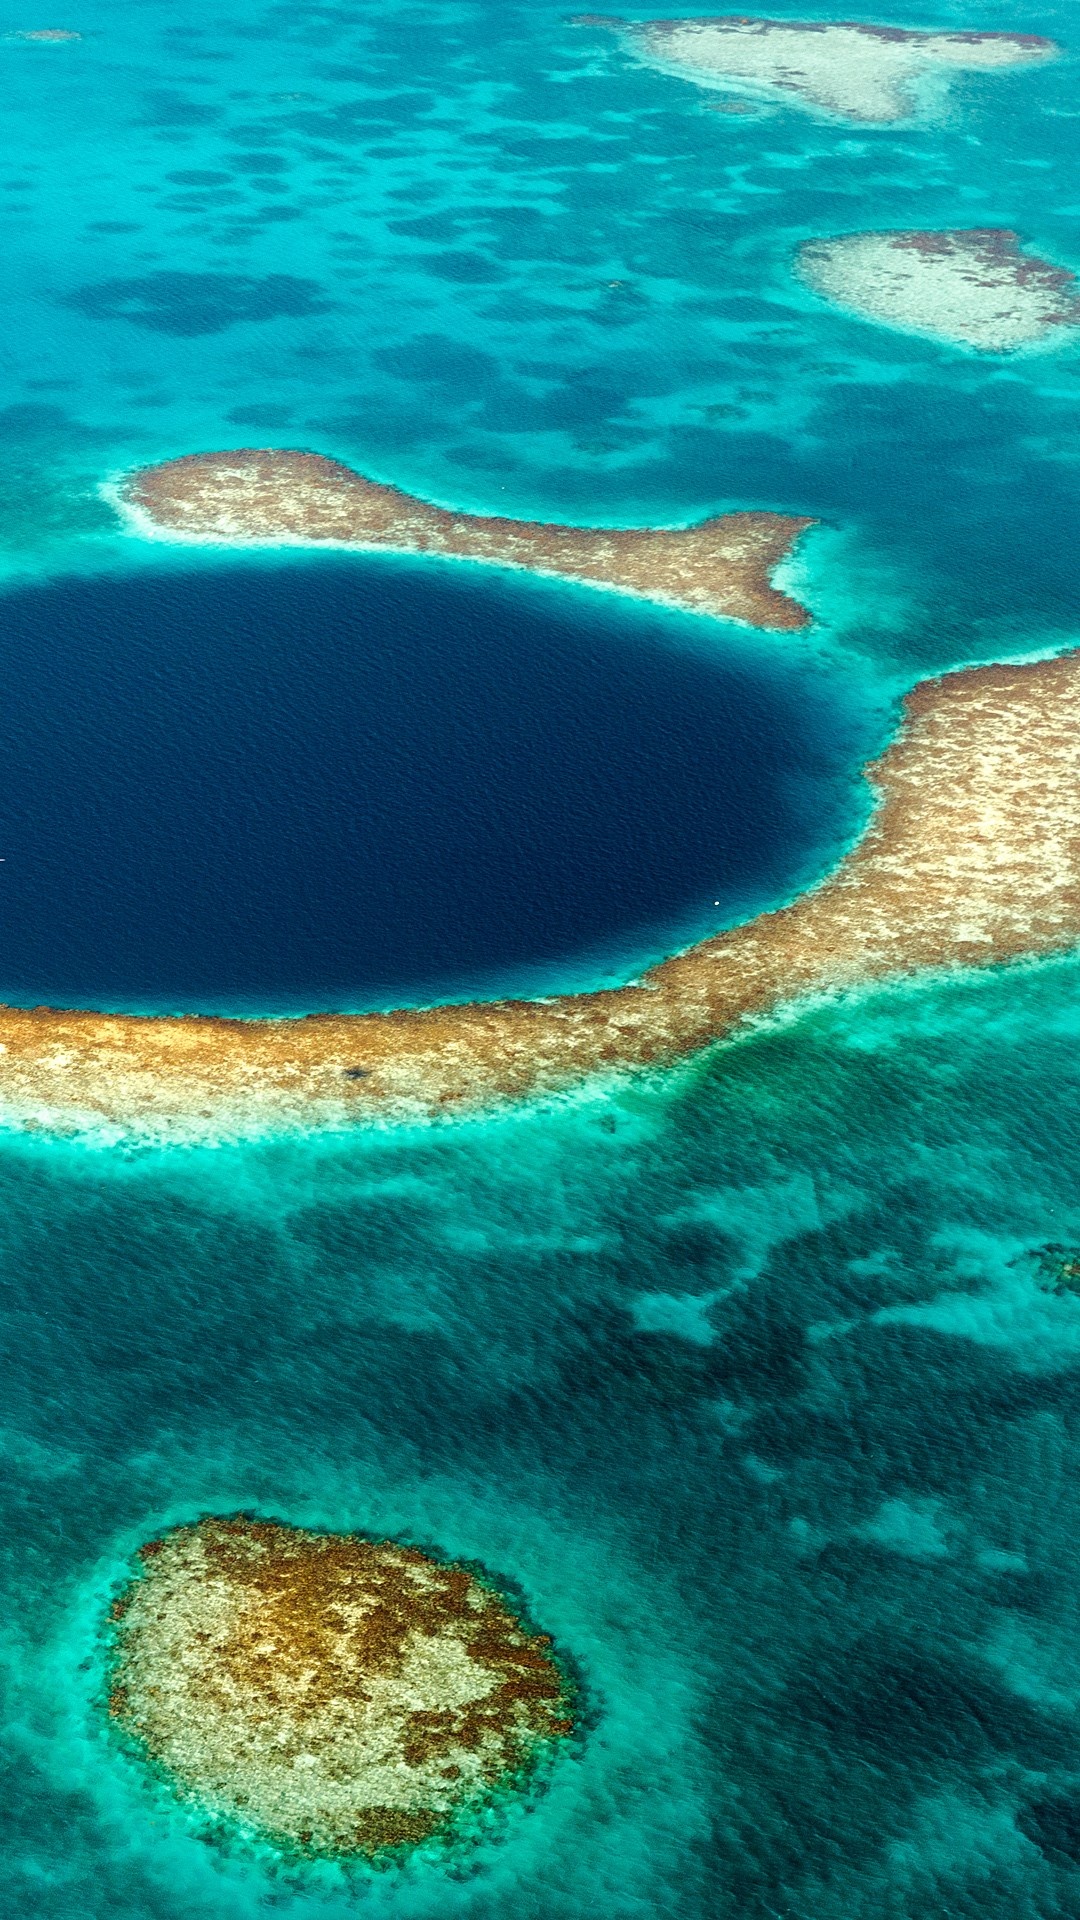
[10,961,1080,1919]
[2,0,1080,1913]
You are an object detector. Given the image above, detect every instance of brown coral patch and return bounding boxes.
[107,1518,575,1859]
[122,449,813,632]
[889,227,1080,312]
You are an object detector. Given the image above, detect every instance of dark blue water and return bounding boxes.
[0,557,874,1013]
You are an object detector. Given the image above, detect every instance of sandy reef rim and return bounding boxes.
[105,482,815,640]
[0,633,1077,1141]
[115,450,813,632]
[798,228,1080,352]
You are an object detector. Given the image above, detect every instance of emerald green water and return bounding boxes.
[7,956,1080,1916]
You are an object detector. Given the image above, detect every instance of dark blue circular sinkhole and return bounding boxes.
[0,556,871,1014]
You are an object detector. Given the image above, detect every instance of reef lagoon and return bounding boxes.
[4,0,1080,1912]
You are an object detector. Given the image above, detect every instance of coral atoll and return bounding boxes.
[107,1518,574,1860]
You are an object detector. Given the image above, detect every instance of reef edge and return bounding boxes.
[0,648,1078,1139]
[117,448,814,632]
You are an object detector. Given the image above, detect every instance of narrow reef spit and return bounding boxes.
[584,16,1056,123]
[798,229,1080,352]
[0,650,1079,1139]
[119,449,813,631]
[107,1518,574,1861]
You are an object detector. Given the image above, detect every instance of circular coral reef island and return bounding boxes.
[106,1517,576,1860]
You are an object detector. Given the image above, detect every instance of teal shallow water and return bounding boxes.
[8,957,1080,1916]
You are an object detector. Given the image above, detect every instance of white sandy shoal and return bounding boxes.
[628,20,1055,123]
[798,232,1080,352]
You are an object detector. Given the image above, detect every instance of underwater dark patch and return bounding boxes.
[790,1636,1076,1770]
[137,90,223,126]
[424,249,501,282]
[1019,1794,1080,1866]
[64,270,330,334]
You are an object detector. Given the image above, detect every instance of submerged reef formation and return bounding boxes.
[1,650,1079,1138]
[1026,1245,1080,1297]
[798,229,1080,352]
[12,25,80,36]
[589,16,1056,123]
[107,1518,574,1860]
[119,450,812,631]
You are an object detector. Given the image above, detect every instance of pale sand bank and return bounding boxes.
[0,649,1078,1141]
[120,450,812,631]
[798,229,1080,351]
[589,16,1056,123]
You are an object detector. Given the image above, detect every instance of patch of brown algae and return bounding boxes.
[120,449,813,630]
[107,1518,575,1860]
[1,650,1079,1140]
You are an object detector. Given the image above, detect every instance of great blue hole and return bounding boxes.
[0,556,874,1014]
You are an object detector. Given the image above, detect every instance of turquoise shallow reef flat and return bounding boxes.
[8,959,1080,1915]
[0,0,1075,680]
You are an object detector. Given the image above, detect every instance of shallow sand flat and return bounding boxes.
[1,648,1079,1139]
[593,17,1056,123]
[120,450,812,631]
[108,1519,573,1859]
[798,229,1080,351]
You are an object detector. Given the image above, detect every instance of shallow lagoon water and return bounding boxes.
[2,0,1080,1912]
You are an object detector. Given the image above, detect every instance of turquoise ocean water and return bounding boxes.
[3,0,1080,1912]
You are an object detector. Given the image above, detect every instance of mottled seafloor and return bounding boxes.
[12,960,1080,1919]
[4,0,1080,1913]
